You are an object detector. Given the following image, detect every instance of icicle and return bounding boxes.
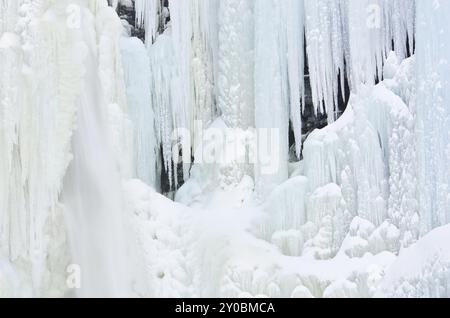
[305,0,345,122]
[140,0,221,189]
[148,33,175,189]
[284,0,305,158]
[121,36,158,188]
[255,0,304,196]
[345,0,389,87]
[135,0,160,44]
[345,0,416,88]
[304,0,415,121]
[389,0,416,60]
[168,0,194,184]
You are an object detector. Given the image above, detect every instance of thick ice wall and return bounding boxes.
[0,1,88,292]
[0,0,136,296]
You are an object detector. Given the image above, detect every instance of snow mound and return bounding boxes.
[378,225,450,298]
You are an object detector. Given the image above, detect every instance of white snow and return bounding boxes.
[378,224,450,297]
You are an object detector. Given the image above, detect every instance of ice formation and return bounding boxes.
[0,0,135,297]
[416,0,450,232]
[305,0,415,121]
[134,0,161,43]
[2,0,450,299]
[1,0,86,294]
[254,0,307,196]
[121,36,157,187]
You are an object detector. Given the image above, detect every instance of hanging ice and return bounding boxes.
[135,0,161,44]
[121,36,158,188]
[304,0,415,121]
[0,0,135,296]
[254,0,305,196]
[305,0,346,122]
[0,0,85,291]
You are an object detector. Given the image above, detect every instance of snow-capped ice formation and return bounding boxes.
[255,56,417,262]
[377,224,450,298]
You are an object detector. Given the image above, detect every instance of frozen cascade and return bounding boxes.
[121,36,157,188]
[346,0,386,87]
[416,0,450,232]
[61,68,132,297]
[96,6,134,179]
[300,55,419,253]
[135,0,161,44]
[170,0,218,135]
[0,0,86,292]
[346,0,415,88]
[168,0,193,183]
[254,0,301,197]
[148,32,175,188]
[284,0,305,159]
[169,0,217,182]
[198,0,256,186]
[5,0,450,299]
[0,0,136,296]
[61,2,133,297]
[135,0,418,189]
[259,56,417,259]
[143,0,220,189]
[141,0,304,190]
[305,0,346,121]
[304,0,415,121]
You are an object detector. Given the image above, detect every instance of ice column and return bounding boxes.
[121,36,158,188]
[254,0,304,197]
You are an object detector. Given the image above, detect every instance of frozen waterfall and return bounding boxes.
[61,15,131,297]
[2,0,450,299]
